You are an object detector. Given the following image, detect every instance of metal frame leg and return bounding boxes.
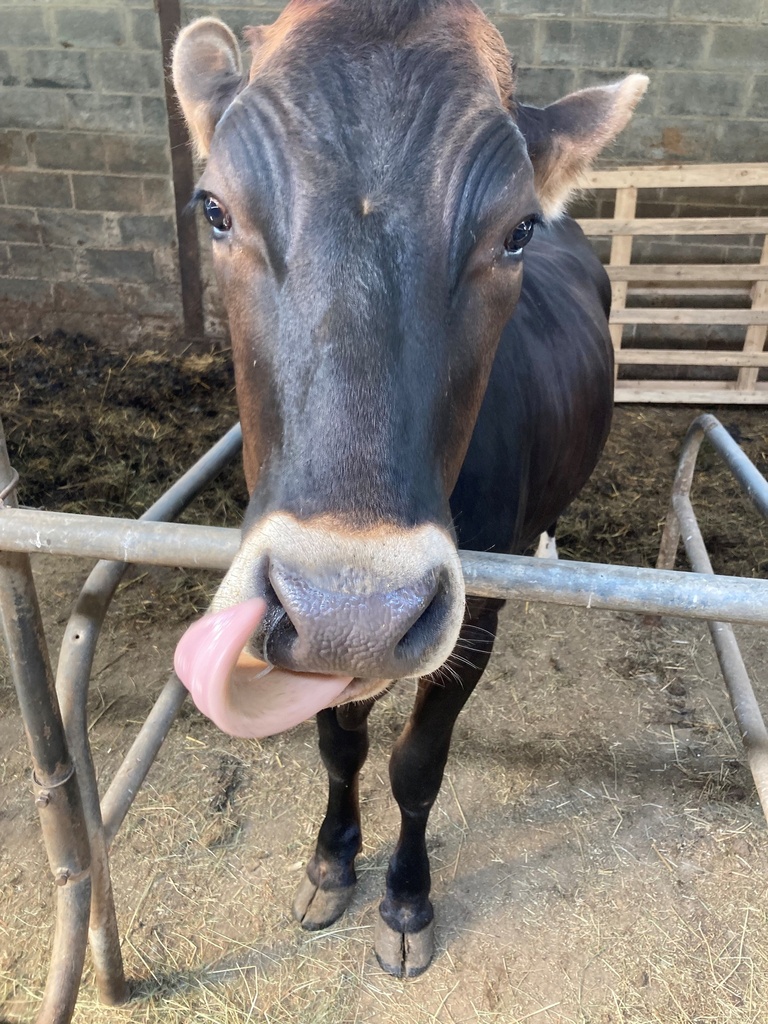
[0,422,91,1024]
[53,423,242,1005]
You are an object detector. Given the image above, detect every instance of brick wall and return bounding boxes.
[0,0,766,350]
[0,0,179,347]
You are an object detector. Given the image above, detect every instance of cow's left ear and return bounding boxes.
[172,17,244,158]
[515,74,649,218]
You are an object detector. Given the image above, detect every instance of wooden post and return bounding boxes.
[607,186,637,373]
[157,0,205,344]
[737,234,768,392]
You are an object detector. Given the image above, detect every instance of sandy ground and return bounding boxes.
[2,335,768,1022]
[2,551,768,1024]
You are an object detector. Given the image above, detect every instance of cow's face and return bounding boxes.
[173,5,646,696]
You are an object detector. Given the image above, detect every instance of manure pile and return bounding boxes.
[2,330,767,579]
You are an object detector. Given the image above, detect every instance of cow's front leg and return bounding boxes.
[293,699,374,929]
[375,599,501,978]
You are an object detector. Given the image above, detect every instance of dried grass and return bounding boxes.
[2,331,768,1023]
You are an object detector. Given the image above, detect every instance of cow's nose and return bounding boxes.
[263,558,452,679]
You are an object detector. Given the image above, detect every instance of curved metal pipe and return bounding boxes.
[35,877,92,1024]
[54,423,242,1006]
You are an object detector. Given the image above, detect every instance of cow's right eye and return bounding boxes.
[203,195,232,234]
[504,218,535,256]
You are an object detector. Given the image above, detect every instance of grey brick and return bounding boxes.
[710,26,768,71]
[575,68,644,89]
[141,177,174,214]
[72,174,144,213]
[0,207,40,244]
[604,114,718,163]
[83,248,155,283]
[38,209,108,248]
[3,171,72,209]
[673,0,761,21]
[130,7,161,50]
[0,277,53,304]
[34,132,106,172]
[53,279,119,313]
[0,131,29,169]
[491,18,537,62]
[141,96,170,136]
[750,76,768,118]
[498,0,580,14]
[0,89,68,130]
[540,21,624,69]
[54,8,125,49]
[3,8,50,47]
[516,67,577,106]
[657,73,749,117]
[67,94,141,133]
[185,6,282,38]
[0,50,18,88]
[105,136,170,175]
[93,51,164,95]
[621,23,708,70]
[588,0,671,16]
[658,186,749,208]
[24,49,91,91]
[152,248,180,285]
[1,243,75,280]
[715,119,768,163]
[118,213,176,248]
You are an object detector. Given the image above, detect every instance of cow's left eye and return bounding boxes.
[504,219,535,256]
[203,195,232,234]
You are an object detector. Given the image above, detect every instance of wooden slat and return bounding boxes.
[630,287,749,300]
[605,264,768,283]
[583,163,768,189]
[582,217,768,237]
[615,381,768,404]
[616,349,768,367]
[578,162,768,403]
[738,235,768,392]
[607,186,636,358]
[610,308,768,326]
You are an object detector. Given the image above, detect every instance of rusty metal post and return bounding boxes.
[54,422,242,1005]
[657,413,768,823]
[0,418,91,1024]
[157,0,205,343]
[657,415,709,570]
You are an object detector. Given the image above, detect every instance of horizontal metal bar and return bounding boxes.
[3,506,768,627]
[0,507,241,568]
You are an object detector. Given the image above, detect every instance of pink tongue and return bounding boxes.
[174,599,352,739]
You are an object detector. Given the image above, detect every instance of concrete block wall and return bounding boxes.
[0,0,766,349]
[0,0,180,347]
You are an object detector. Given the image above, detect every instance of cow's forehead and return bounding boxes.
[205,56,533,224]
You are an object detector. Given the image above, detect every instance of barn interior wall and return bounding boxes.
[0,0,766,352]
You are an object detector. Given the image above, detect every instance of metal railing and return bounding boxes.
[1,411,767,1023]
[657,414,768,818]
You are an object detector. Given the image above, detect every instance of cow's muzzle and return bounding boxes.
[211,513,465,681]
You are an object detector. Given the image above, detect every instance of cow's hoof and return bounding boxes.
[292,872,355,930]
[374,914,435,978]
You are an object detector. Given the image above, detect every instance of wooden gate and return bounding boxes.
[578,163,768,404]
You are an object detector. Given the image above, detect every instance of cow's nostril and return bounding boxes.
[394,575,452,666]
[262,558,455,677]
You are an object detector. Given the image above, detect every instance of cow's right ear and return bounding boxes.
[514,75,649,218]
[172,17,243,158]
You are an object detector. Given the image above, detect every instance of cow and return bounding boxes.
[171,0,647,978]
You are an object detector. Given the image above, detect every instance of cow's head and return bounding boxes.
[172,1,646,713]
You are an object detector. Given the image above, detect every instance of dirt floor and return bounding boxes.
[1,333,768,1024]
